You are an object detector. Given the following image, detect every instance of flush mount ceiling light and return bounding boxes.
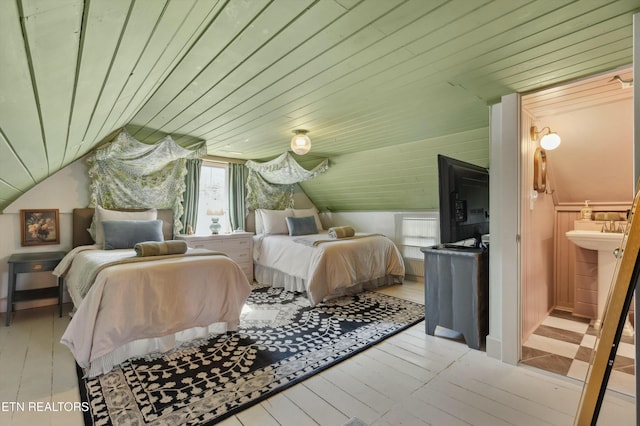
[290,129,311,155]
[530,126,561,150]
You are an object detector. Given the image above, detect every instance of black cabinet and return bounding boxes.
[421,246,489,350]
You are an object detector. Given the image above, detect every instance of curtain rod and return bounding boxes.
[202,155,246,164]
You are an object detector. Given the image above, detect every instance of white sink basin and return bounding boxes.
[565,229,632,335]
[565,230,623,252]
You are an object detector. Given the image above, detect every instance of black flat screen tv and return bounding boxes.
[437,154,489,247]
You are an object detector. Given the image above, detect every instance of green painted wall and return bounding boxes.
[299,127,489,212]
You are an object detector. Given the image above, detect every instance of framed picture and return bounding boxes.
[20,209,60,246]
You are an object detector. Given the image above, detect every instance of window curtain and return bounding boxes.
[245,152,328,209]
[87,130,205,234]
[228,163,246,231]
[180,158,202,233]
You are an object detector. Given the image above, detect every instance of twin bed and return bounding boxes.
[57,206,405,378]
[251,208,405,306]
[57,208,252,378]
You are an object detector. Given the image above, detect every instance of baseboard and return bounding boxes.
[485,335,502,360]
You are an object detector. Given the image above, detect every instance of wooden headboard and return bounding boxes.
[72,208,174,248]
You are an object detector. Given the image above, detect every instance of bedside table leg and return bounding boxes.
[58,276,63,318]
[6,265,15,326]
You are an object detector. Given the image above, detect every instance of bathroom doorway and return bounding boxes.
[518,67,635,396]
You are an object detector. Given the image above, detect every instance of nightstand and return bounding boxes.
[176,233,253,281]
[6,251,66,326]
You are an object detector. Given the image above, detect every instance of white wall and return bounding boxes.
[541,98,634,204]
[0,158,90,312]
[321,211,400,239]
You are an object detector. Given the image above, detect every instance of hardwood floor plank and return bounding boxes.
[390,394,471,426]
[416,385,521,426]
[339,350,425,399]
[259,392,317,426]
[234,403,280,426]
[301,374,382,424]
[321,363,397,414]
[282,383,350,426]
[359,346,436,382]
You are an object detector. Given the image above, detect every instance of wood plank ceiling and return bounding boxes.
[0,0,638,212]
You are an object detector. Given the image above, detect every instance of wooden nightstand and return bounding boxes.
[6,251,66,326]
[176,233,254,282]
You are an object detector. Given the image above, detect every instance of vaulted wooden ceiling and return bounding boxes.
[1,0,638,212]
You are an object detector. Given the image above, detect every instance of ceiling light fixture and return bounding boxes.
[290,129,311,155]
[530,126,561,150]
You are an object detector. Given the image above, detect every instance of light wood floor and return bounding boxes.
[0,280,635,425]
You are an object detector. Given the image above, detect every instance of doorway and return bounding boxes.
[518,68,635,396]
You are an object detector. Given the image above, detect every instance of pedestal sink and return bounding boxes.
[565,230,633,336]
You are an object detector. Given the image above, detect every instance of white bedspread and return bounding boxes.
[253,233,405,305]
[56,246,251,376]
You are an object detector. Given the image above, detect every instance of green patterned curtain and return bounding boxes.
[245,152,328,210]
[180,158,202,233]
[87,130,205,234]
[228,163,247,231]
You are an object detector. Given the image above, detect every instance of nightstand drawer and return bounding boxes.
[13,259,61,274]
[176,233,254,282]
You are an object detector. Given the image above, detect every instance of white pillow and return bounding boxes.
[91,206,158,247]
[292,208,323,231]
[254,209,264,234]
[257,209,293,235]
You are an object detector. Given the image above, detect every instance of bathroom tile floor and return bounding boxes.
[522,309,635,396]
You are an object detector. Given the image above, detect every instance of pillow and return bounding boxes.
[292,208,323,231]
[134,240,188,257]
[286,216,318,236]
[256,209,293,234]
[89,206,157,247]
[254,209,264,234]
[102,220,164,250]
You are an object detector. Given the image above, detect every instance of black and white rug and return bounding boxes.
[77,286,425,425]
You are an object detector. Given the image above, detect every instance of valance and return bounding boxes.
[245,152,328,210]
[245,152,328,184]
[87,130,205,233]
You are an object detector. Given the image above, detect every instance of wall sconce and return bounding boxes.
[530,126,561,150]
[290,129,311,155]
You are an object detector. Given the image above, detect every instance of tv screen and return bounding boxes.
[437,154,489,247]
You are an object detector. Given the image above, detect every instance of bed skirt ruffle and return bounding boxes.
[254,264,403,302]
[82,321,233,378]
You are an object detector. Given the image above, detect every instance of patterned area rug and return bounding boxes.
[76,286,425,425]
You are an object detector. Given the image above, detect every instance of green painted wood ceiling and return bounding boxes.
[0,0,638,212]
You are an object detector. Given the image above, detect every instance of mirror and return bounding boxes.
[533,147,546,193]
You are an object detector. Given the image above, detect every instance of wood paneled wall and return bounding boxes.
[521,112,556,341]
[555,211,581,310]
[300,128,489,212]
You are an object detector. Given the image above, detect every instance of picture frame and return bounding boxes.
[20,209,60,246]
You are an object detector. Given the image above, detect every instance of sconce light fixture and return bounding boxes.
[290,129,311,155]
[530,126,561,150]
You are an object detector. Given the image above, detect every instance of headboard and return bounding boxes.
[72,208,175,248]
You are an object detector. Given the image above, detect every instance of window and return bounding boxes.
[394,213,439,259]
[195,162,229,235]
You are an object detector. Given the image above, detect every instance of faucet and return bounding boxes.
[601,220,624,233]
